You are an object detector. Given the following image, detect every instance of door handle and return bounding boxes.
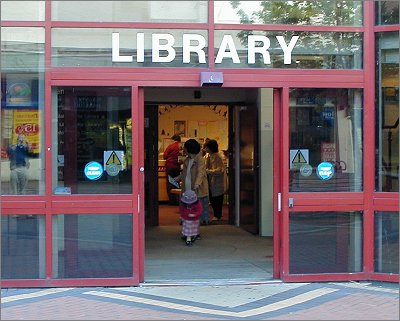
[278,193,281,212]
[288,198,294,208]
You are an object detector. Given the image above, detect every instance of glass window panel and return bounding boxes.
[289,88,363,192]
[52,1,207,23]
[1,1,45,21]
[1,28,45,195]
[289,212,363,274]
[52,87,132,195]
[52,214,133,278]
[374,211,399,274]
[376,1,399,25]
[1,215,46,279]
[52,28,208,68]
[214,30,362,69]
[1,27,45,71]
[215,1,362,26]
[375,32,399,192]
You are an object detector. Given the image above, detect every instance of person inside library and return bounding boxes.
[174,139,209,226]
[163,134,182,204]
[204,139,226,221]
[7,134,32,195]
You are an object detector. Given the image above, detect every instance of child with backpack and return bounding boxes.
[179,190,203,246]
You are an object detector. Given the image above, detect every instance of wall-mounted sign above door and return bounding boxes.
[112,32,299,65]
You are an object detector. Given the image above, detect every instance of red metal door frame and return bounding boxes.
[278,85,367,282]
[137,87,145,283]
[277,85,397,283]
[1,80,144,288]
[53,80,141,288]
[273,88,283,280]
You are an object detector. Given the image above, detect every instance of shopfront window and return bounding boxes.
[53,87,132,195]
[374,211,399,274]
[52,214,132,278]
[51,1,207,23]
[289,88,363,192]
[1,27,45,195]
[289,211,363,274]
[375,1,399,25]
[1,215,46,279]
[52,28,208,68]
[1,1,45,21]
[214,30,362,69]
[375,32,399,192]
[215,0,363,26]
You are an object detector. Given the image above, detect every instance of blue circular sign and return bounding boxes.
[84,161,104,180]
[317,162,334,180]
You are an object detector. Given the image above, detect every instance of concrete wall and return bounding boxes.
[259,89,274,237]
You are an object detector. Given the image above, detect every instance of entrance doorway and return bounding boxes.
[142,88,275,284]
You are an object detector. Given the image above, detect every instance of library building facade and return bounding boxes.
[1,1,399,287]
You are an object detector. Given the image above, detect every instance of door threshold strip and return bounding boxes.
[140,278,281,287]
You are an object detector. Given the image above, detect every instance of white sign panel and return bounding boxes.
[103,150,125,176]
[290,149,309,169]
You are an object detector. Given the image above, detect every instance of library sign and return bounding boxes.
[112,32,299,65]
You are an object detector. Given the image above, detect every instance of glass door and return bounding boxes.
[50,85,141,284]
[54,86,133,195]
[281,87,365,282]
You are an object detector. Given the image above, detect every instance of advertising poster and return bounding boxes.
[12,109,40,154]
[321,142,336,162]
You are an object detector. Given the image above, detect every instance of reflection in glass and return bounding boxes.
[375,32,399,192]
[374,212,399,274]
[52,1,207,23]
[1,27,45,71]
[1,215,46,279]
[215,1,362,26]
[1,27,45,195]
[52,28,208,68]
[53,87,132,194]
[214,30,362,69]
[289,212,363,274]
[1,1,45,21]
[289,88,363,192]
[375,1,399,25]
[52,214,133,278]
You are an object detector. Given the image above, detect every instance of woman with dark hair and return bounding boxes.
[204,139,225,221]
[174,139,210,229]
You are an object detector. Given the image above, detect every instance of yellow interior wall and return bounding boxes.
[158,105,228,154]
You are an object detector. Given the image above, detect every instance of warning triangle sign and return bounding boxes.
[292,150,307,165]
[106,151,122,165]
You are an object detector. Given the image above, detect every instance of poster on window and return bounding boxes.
[4,79,38,108]
[321,142,336,162]
[12,109,40,154]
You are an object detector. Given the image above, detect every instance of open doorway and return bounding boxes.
[143,87,274,284]
[156,104,230,226]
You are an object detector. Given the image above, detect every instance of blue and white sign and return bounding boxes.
[84,161,104,180]
[317,162,334,180]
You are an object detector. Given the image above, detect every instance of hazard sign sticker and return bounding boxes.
[103,150,125,176]
[289,149,309,169]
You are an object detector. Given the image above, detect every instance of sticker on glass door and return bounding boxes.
[104,150,125,176]
[84,161,104,180]
[290,149,309,169]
